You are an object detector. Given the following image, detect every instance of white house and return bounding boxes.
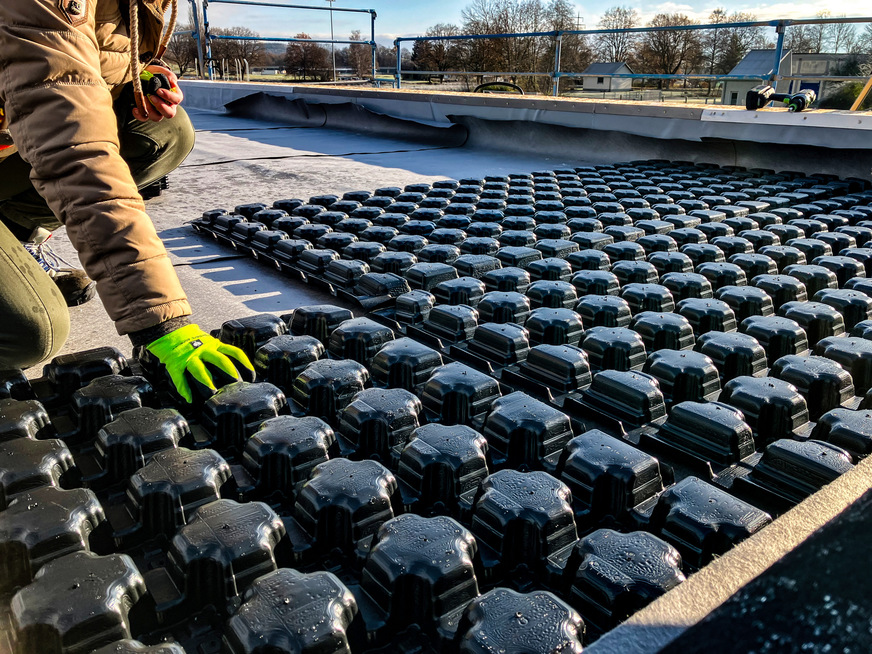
[581,62,633,92]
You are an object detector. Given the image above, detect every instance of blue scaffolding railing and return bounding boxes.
[171,7,872,106]
[393,15,872,97]
[176,0,378,81]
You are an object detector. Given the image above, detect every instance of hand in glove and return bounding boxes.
[147,324,254,402]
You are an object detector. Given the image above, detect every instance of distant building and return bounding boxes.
[581,62,633,92]
[721,49,792,106]
[721,49,868,106]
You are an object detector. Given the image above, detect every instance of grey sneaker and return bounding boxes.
[23,229,97,307]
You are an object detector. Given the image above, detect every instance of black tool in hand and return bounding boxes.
[139,70,172,97]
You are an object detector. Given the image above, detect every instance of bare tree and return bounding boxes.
[411,23,462,73]
[211,26,267,69]
[785,24,816,53]
[459,0,559,92]
[828,17,858,53]
[548,0,592,92]
[637,13,701,87]
[700,8,729,75]
[165,24,200,77]
[375,45,395,70]
[699,10,768,74]
[862,23,872,54]
[807,12,829,52]
[595,6,639,63]
[348,30,372,78]
[284,33,330,81]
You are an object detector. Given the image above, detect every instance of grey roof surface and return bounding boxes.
[581,62,632,75]
[727,48,792,76]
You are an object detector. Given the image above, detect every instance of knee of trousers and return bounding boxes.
[0,283,70,370]
[151,106,196,174]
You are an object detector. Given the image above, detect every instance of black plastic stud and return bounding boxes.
[169,499,285,611]
[735,439,853,511]
[579,370,666,430]
[94,407,189,484]
[741,315,810,364]
[815,336,872,395]
[812,407,872,460]
[649,477,771,568]
[200,382,287,452]
[124,447,231,539]
[470,470,577,578]
[0,438,75,509]
[557,430,664,524]
[420,362,501,426]
[695,331,767,382]
[360,514,479,642]
[643,350,721,407]
[0,486,105,591]
[779,301,845,346]
[676,298,737,335]
[455,588,583,654]
[286,305,354,345]
[254,335,324,394]
[71,376,158,442]
[394,290,435,326]
[631,311,695,352]
[525,308,584,346]
[483,391,574,473]
[719,376,809,446]
[714,285,774,323]
[571,270,620,296]
[10,552,145,654]
[327,318,395,366]
[41,347,130,398]
[0,399,54,441]
[292,359,370,422]
[337,388,422,462]
[242,416,334,503]
[563,529,684,635]
[660,272,713,300]
[224,568,357,654]
[370,337,443,391]
[294,458,397,559]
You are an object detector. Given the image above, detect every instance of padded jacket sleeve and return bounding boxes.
[0,0,191,334]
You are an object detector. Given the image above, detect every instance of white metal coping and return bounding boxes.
[180,80,872,151]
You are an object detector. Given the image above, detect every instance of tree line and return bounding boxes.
[164,16,391,80]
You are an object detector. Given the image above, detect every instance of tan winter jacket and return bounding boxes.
[0,0,191,335]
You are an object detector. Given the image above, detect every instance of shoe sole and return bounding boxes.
[65,281,97,307]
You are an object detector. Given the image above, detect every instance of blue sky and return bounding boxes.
[202,0,868,46]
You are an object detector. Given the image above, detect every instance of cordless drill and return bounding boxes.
[745,85,817,112]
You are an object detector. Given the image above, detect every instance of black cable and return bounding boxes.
[194,125,316,133]
[178,144,464,168]
[172,254,248,266]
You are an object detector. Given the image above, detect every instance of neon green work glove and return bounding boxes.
[146,324,254,403]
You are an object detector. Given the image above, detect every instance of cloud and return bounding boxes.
[583,0,869,26]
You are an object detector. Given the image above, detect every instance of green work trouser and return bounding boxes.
[0,89,195,236]
[0,217,70,369]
